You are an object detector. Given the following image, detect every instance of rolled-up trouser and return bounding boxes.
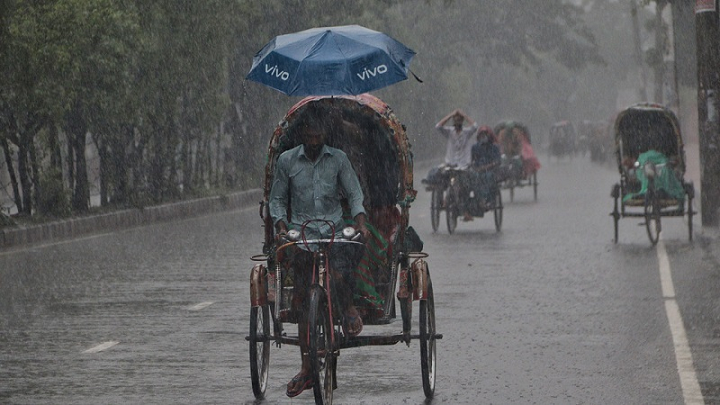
[287,243,364,313]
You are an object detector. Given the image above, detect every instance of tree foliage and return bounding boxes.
[0,0,611,221]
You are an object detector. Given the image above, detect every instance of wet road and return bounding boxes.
[2,155,720,404]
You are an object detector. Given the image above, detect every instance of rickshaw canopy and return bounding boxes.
[614,103,685,173]
[262,94,416,249]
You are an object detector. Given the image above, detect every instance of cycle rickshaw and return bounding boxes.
[423,165,503,234]
[610,103,695,245]
[494,121,541,202]
[247,94,440,404]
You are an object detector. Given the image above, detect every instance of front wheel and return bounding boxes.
[532,172,538,201]
[249,305,270,399]
[446,186,458,234]
[308,287,335,405]
[493,189,503,232]
[644,191,661,245]
[430,189,441,233]
[420,282,437,398]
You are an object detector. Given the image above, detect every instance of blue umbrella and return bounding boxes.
[246,25,416,96]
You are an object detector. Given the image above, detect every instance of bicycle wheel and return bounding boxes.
[249,305,270,399]
[446,187,458,234]
[532,172,538,201]
[420,282,436,398]
[430,189,441,233]
[308,287,334,405]
[644,191,661,245]
[493,190,503,232]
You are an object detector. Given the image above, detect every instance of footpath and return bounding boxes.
[684,142,720,265]
[0,189,263,250]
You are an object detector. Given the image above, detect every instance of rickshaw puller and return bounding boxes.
[268,109,370,398]
[435,109,478,220]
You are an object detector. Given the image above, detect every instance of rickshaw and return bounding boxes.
[587,119,613,163]
[423,166,503,234]
[494,121,540,202]
[548,120,577,160]
[610,103,695,245]
[247,94,440,404]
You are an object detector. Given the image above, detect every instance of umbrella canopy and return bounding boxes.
[246,25,416,96]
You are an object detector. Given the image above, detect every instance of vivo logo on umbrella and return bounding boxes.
[265,64,289,81]
[356,64,388,81]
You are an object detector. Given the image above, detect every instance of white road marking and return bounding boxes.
[657,240,704,404]
[188,301,214,311]
[82,341,119,354]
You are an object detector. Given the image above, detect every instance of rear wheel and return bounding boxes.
[611,184,620,243]
[686,182,694,241]
[493,189,503,232]
[687,197,694,241]
[249,305,270,399]
[308,287,334,405]
[532,172,538,201]
[446,185,458,234]
[430,189,441,233]
[644,189,661,246]
[420,282,436,398]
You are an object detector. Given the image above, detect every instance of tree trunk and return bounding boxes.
[93,134,109,206]
[28,136,40,212]
[631,0,649,101]
[1,137,22,213]
[654,1,667,103]
[17,140,32,215]
[66,105,90,213]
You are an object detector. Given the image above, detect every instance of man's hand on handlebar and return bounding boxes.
[275,220,288,242]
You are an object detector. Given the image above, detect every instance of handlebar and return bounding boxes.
[276,221,365,253]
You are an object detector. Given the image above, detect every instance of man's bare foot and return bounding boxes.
[286,371,313,397]
[343,306,363,337]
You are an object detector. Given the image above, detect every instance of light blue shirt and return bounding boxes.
[269,144,366,240]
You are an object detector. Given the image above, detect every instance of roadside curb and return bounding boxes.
[0,189,263,250]
[0,158,440,251]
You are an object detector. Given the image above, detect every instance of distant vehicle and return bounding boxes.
[585,120,613,163]
[494,121,540,202]
[548,120,577,160]
[610,103,695,245]
[423,165,503,234]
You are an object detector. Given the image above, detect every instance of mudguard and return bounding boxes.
[250,264,267,307]
[411,258,430,300]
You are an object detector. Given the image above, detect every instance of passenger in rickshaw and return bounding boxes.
[620,119,681,174]
[435,109,478,219]
[497,121,541,177]
[470,126,501,210]
[268,108,371,398]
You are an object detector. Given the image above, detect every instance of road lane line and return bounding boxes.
[658,241,676,299]
[657,240,704,404]
[82,341,119,354]
[188,301,214,311]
